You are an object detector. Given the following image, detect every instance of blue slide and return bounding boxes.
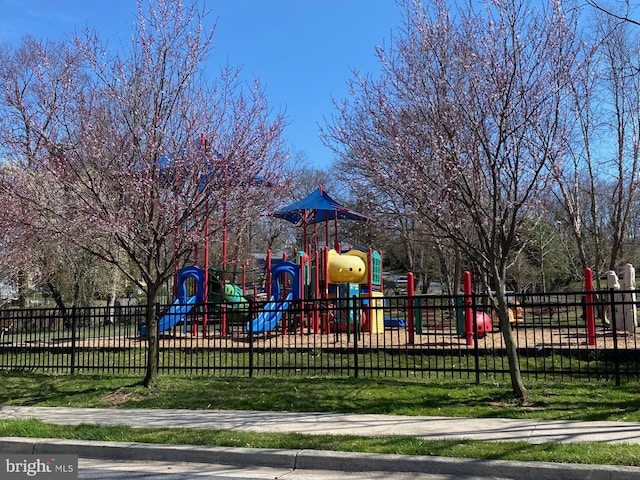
[246,293,293,333]
[140,296,196,336]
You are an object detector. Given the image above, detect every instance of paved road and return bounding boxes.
[79,458,514,480]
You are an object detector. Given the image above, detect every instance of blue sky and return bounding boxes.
[0,0,403,168]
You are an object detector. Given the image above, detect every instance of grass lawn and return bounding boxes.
[2,372,640,466]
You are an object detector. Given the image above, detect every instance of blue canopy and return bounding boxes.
[271,188,371,225]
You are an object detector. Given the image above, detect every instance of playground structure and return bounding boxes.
[140,183,639,348]
[138,183,519,343]
[244,244,384,335]
[141,186,387,338]
[140,264,250,337]
[131,174,484,341]
[245,187,390,336]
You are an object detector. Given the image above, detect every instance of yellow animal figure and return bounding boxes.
[327,249,367,284]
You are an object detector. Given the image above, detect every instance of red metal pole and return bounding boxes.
[202,217,209,337]
[220,143,228,337]
[173,186,179,298]
[221,226,227,337]
[463,271,474,347]
[408,272,415,345]
[200,133,209,337]
[314,248,320,333]
[367,248,373,293]
[323,247,329,297]
[313,211,318,253]
[300,254,308,336]
[222,227,227,272]
[585,267,596,346]
[325,213,329,250]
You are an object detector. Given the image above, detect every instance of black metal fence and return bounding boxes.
[1,290,639,384]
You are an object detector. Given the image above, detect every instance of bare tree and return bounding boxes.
[586,0,640,26]
[552,9,640,285]
[594,15,640,271]
[548,42,602,278]
[324,0,586,401]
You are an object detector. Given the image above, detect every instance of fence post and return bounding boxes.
[407,273,415,345]
[248,298,254,378]
[463,271,474,347]
[584,268,596,346]
[455,296,464,335]
[472,294,481,384]
[154,303,161,375]
[70,306,77,375]
[608,289,621,386]
[352,295,359,378]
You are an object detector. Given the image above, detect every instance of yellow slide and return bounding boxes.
[327,249,367,284]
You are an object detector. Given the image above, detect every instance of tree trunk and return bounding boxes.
[490,268,529,403]
[107,267,119,325]
[493,277,528,402]
[17,270,28,308]
[46,281,68,320]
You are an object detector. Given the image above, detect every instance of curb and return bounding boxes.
[2,437,640,480]
[295,449,640,480]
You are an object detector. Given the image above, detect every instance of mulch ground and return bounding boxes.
[18,322,638,351]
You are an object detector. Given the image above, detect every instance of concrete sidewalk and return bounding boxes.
[4,405,640,444]
[3,406,640,479]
